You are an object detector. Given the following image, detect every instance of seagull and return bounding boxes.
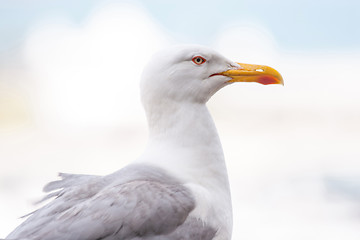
[6,45,283,240]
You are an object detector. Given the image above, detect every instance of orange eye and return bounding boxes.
[192,56,206,65]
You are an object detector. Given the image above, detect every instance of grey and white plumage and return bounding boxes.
[8,165,215,240]
[6,45,283,240]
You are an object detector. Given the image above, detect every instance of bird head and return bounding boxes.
[140,45,283,108]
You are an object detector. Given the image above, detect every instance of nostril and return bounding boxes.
[256,69,264,72]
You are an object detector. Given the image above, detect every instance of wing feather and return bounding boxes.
[6,164,197,240]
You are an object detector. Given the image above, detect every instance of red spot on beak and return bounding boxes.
[257,76,281,85]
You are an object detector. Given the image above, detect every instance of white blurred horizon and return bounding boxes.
[1,1,360,239]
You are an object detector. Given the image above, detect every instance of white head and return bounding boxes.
[140,44,283,111]
[140,45,237,106]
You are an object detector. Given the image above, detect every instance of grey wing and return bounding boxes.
[7,172,105,239]
[6,164,211,240]
[38,172,102,204]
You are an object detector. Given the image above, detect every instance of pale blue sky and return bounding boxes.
[0,0,359,53]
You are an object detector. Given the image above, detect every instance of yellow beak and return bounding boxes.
[220,63,284,85]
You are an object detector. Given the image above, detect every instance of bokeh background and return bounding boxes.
[1,0,360,239]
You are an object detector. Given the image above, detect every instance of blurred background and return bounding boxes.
[1,0,360,239]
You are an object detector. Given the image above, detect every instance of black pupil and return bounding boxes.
[196,58,201,62]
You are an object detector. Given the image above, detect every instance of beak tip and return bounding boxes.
[278,76,284,86]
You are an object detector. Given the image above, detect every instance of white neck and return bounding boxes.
[136,100,233,239]
[141,101,227,180]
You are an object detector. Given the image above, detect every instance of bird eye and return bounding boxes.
[192,56,206,65]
